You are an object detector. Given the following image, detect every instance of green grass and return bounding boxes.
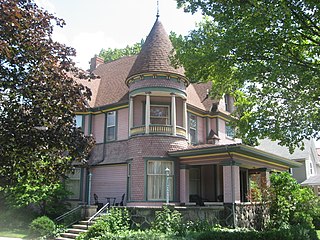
[0,228,28,238]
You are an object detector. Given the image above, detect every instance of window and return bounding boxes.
[75,115,83,128]
[189,114,197,144]
[65,168,82,200]
[226,124,235,138]
[106,111,116,141]
[150,105,169,125]
[147,161,174,201]
[310,162,314,175]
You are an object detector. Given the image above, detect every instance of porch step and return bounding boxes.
[59,232,79,239]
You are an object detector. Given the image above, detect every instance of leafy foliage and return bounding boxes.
[29,216,56,239]
[78,208,130,240]
[152,206,183,235]
[0,0,94,206]
[269,172,320,229]
[99,41,143,62]
[173,0,320,151]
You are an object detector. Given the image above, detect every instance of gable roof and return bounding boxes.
[127,19,185,79]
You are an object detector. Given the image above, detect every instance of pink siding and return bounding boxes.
[83,115,90,136]
[92,114,105,143]
[90,164,127,205]
[133,95,144,126]
[210,118,217,134]
[176,98,183,127]
[197,116,205,144]
[117,108,129,140]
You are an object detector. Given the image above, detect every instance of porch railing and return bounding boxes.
[130,125,186,137]
[54,205,84,227]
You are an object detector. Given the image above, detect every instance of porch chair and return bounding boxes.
[93,193,103,210]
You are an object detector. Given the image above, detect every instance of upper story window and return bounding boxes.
[226,124,235,138]
[224,94,233,112]
[75,115,83,128]
[106,111,116,141]
[189,114,197,144]
[150,105,169,125]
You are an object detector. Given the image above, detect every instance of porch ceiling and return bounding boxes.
[168,143,302,171]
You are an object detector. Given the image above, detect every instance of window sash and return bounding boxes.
[147,161,174,201]
[150,105,169,125]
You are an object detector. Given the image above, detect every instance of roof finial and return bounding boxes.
[156,0,160,19]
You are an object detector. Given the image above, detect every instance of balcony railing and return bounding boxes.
[130,125,186,137]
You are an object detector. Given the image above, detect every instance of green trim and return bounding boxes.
[75,103,128,115]
[81,115,85,130]
[168,144,301,168]
[130,87,187,98]
[127,161,132,202]
[144,158,176,202]
[105,110,117,142]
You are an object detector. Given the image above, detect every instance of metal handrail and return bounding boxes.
[54,204,84,225]
[87,202,110,227]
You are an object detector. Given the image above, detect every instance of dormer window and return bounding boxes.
[150,105,169,125]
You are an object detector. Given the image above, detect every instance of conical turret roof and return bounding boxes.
[127,19,185,80]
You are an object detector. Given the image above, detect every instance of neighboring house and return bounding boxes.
[68,17,300,207]
[256,139,320,195]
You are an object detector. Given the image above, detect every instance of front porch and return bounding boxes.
[169,143,301,206]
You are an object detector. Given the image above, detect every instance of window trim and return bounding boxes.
[188,113,198,144]
[105,111,117,142]
[145,159,175,201]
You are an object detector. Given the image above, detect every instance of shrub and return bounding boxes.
[29,216,56,239]
[269,172,320,229]
[152,206,183,235]
[78,207,130,240]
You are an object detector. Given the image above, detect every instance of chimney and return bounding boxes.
[89,55,104,72]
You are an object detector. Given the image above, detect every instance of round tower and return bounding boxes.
[126,18,189,205]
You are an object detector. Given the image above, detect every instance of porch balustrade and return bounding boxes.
[130,125,186,137]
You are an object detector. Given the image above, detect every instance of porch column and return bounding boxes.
[171,93,176,136]
[183,99,187,138]
[129,97,133,136]
[223,164,240,203]
[145,92,151,134]
[180,166,189,204]
[260,169,270,188]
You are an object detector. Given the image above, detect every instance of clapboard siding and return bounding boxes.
[90,164,127,205]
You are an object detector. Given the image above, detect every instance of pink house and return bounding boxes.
[69,18,300,208]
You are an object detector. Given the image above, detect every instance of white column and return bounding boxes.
[223,165,240,203]
[129,97,133,136]
[171,93,176,136]
[183,99,187,138]
[145,92,150,134]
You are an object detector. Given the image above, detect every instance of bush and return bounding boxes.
[152,206,183,235]
[78,208,130,240]
[29,216,56,239]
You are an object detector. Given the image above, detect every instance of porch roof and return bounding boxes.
[168,143,301,171]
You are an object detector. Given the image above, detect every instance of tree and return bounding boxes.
[173,0,320,151]
[99,41,143,62]
[0,0,94,206]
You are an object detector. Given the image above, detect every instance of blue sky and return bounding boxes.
[36,0,202,69]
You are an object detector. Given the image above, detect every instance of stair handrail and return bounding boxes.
[87,202,109,227]
[54,204,84,223]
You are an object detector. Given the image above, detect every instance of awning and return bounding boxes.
[301,175,320,186]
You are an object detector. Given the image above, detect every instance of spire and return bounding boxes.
[127,19,185,80]
[156,0,160,19]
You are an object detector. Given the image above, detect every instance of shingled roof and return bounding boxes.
[127,18,185,79]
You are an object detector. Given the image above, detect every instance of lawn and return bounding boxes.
[0,229,28,239]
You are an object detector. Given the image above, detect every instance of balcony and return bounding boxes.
[130,125,186,137]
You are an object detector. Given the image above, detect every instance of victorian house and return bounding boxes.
[68,17,300,207]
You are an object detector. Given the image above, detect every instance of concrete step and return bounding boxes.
[68,228,88,234]
[60,232,79,239]
[72,224,88,230]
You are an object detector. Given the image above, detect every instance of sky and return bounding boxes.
[35,0,202,70]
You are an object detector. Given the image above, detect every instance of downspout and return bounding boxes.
[88,171,92,205]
